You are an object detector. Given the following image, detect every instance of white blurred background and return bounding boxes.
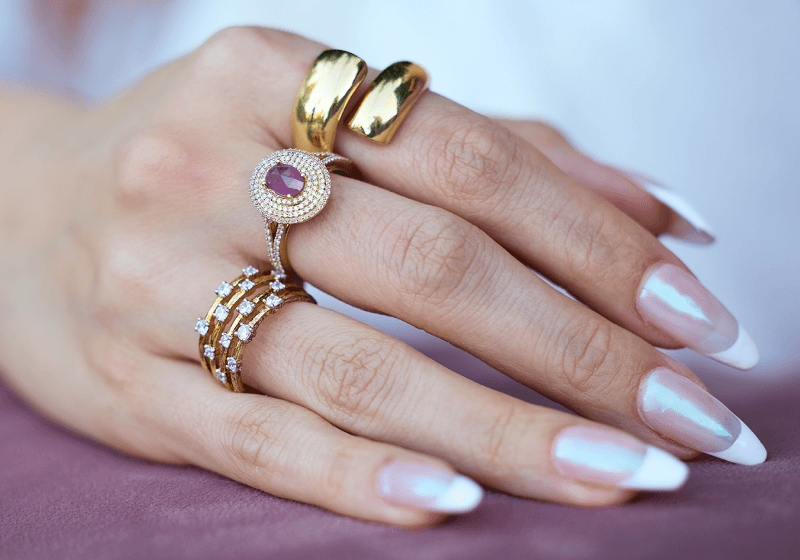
[1,0,797,384]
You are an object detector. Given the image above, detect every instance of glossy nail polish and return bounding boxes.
[638,368,767,465]
[617,169,716,244]
[553,425,688,490]
[637,263,758,369]
[376,461,483,513]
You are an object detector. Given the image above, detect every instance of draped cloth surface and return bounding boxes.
[2,365,798,560]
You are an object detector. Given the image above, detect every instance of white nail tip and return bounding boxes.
[644,184,716,244]
[619,446,689,490]
[710,419,767,465]
[708,324,759,370]
[431,475,484,513]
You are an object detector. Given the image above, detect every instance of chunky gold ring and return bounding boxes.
[194,266,314,392]
[346,61,430,144]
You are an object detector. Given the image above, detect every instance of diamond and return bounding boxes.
[265,163,305,197]
[242,266,259,277]
[236,323,253,341]
[270,279,285,291]
[215,281,233,298]
[226,357,238,372]
[237,300,255,316]
[195,318,209,336]
[213,304,229,321]
[265,294,282,308]
[203,344,215,360]
[239,278,255,292]
[216,369,227,383]
[219,333,232,349]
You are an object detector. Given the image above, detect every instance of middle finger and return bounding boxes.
[228,148,764,466]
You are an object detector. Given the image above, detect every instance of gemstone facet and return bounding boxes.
[213,304,230,322]
[239,278,255,292]
[195,319,209,336]
[215,282,233,298]
[236,323,253,341]
[265,294,282,308]
[265,164,305,197]
[237,300,255,316]
[219,333,232,349]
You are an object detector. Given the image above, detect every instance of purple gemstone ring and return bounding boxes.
[249,148,358,277]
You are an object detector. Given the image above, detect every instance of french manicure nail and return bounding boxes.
[553,425,688,490]
[376,461,483,513]
[638,368,767,465]
[637,263,759,369]
[617,169,716,244]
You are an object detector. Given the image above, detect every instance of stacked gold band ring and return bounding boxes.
[195,266,314,392]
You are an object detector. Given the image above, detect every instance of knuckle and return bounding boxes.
[383,209,485,304]
[472,405,520,475]
[560,206,632,282]
[305,331,409,425]
[556,317,624,397]
[319,445,357,505]
[113,131,193,207]
[422,117,521,203]
[195,26,271,74]
[223,400,297,480]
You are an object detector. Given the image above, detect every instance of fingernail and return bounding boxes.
[553,425,688,490]
[376,461,483,513]
[617,169,716,244]
[637,263,759,369]
[638,368,767,465]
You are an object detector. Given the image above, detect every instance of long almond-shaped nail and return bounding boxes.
[376,461,483,513]
[637,263,758,369]
[553,425,688,490]
[638,368,766,465]
[617,169,716,244]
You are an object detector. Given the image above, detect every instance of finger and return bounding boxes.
[256,176,763,465]
[241,302,689,500]
[492,119,715,244]
[334,94,756,368]
[155,359,484,527]
[208,31,754,368]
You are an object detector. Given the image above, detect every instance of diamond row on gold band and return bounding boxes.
[194,266,315,392]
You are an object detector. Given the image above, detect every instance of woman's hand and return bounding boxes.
[0,27,764,527]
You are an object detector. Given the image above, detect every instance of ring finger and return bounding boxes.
[238,301,689,503]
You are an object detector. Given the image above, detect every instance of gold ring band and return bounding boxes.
[195,266,314,392]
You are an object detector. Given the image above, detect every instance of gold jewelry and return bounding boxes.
[250,149,358,277]
[292,49,366,153]
[195,266,314,392]
[346,61,430,144]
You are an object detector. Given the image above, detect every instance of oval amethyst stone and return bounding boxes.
[265,164,305,197]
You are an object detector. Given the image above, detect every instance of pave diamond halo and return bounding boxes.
[250,149,332,225]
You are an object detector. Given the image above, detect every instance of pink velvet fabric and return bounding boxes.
[1,367,797,559]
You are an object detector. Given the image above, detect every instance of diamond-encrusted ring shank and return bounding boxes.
[250,149,358,276]
[195,266,315,392]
